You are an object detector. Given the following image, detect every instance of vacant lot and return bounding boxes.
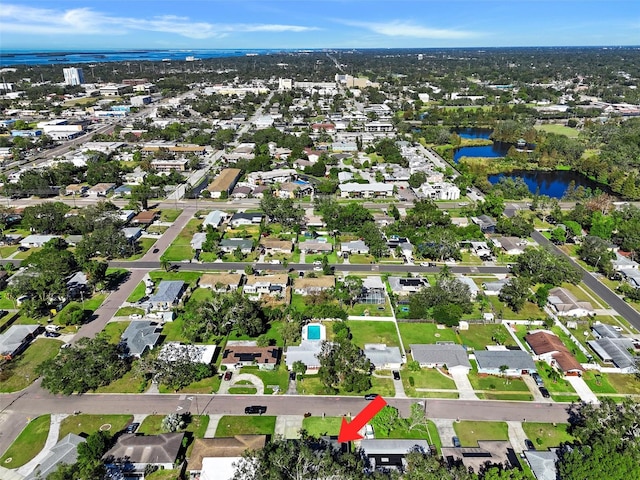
[215,415,276,437]
[454,421,509,446]
[349,320,401,347]
[0,338,63,392]
[0,415,50,468]
[522,422,575,450]
[301,416,343,437]
[399,323,458,347]
[138,414,209,438]
[58,414,132,440]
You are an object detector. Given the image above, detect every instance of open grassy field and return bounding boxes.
[297,375,395,397]
[401,367,457,398]
[162,218,202,261]
[138,414,209,438]
[534,124,580,138]
[454,421,509,446]
[0,415,50,468]
[215,415,276,437]
[0,339,63,392]
[399,323,459,347]
[522,422,575,449]
[605,373,640,395]
[160,209,183,223]
[240,364,289,395]
[457,324,516,351]
[58,414,132,440]
[348,320,400,347]
[100,321,130,344]
[301,417,343,437]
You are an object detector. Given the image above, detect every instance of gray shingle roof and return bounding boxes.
[523,449,559,480]
[121,321,161,357]
[0,324,40,357]
[363,344,403,367]
[26,434,86,480]
[148,280,185,304]
[475,350,536,371]
[410,344,471,368]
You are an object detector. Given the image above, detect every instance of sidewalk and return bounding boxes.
[17,414,67,477]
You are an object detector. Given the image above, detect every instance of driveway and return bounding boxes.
[432,418,457,447]
[507,421,529,452]
[566,376,599,404]
[450,369,479,400]
[217,373,265,395]
[522,375,546,402]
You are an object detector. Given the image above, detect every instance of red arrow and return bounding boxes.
[338,395,387,443]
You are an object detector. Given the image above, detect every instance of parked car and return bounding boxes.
[452,436,461,447]
[539,386,551,398]
[531,372,544,386]
[152,248,159,253]
[392,370,401,380]
[313,260,322,266]
[289,371,297,381]
[45,331,60,337]
[244,405,267,415]
[125,422,140,434]
[364,393,379,401]
[17,246,29,252]
[525,439,535,450]
[224,370,233,381]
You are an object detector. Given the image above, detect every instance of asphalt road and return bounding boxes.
[532,230,640,329]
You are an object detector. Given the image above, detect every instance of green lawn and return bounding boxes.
[149,270,203,288]
[488,296,547,320]
[215,416,276,437]
[376,419,442,450]
[0,291,17,309]
[138,414,209,438]
[94,368,149,394]
[163,218,202,261]
[457,324,516,351]
[521,422,575,449]
[297,375,395,397]
[348,300,393,317]
[399,323,459,347]
[454,421,509,446]
[0,415,50,468]
[58,414,132,440]
[401,367,458,398]
[348,320,400,347]
[301,416,343,437]
[348,254,375,264]
[305,252,339,264]
[228,386,258,394]
[580,370,617,394]
[606,373,640,395]
[0,339,63,392]
[127,281,147,302]
[240,365,289,394]
[468,371,531,393]
[535,362,577,394]
[534,124,580,138]
[145,470,183,480]
[125,237,157,260]
[100,321,130,344]
[160,209,183,222]
[114,306,145,317]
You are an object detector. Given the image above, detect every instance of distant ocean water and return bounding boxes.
[0,49,297,67]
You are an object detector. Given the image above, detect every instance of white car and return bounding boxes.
[129,314,143,320]
[313,260,322,266]
[313,266,323,271]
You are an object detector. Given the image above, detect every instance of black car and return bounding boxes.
[525,439,535,450]
[531,372,544,386]
[289,371,297,381]
[452,436,461,448]
[45,331,60,337]
[364,393,379,401]
[245,405,267,415]
[152,248,159,253]
[392,370,401,380]
[539,386,551,398]
[125,422,140,434]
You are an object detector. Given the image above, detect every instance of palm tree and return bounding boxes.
[160,258,171,272]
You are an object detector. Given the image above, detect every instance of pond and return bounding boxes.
[488,170,606,199]
[453,143,511,163]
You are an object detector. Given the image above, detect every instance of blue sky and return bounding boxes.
[1,1,638,50]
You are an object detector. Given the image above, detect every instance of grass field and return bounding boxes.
[94,368,149,394]
[215,415,276,437]
[0,339,63,392]
[125,237,157,260]
[0,415,50,468]
[581,370,617,394]
[145,470,183,480]
[399,323,459,347]
[606,373,640,395]
[468,372,531,393]
[160,209,183,223]
[240,365,289,395]
[162,218,202,261]
[138,414,209,438]
[522,422,575,449]
[127,281,147,302]
[348,320,401,347]
[114,306,145,317]
[301,417,343,437]
[488,296,547,321]
[534,124,580,138]
[454,421,509,446]
[402,367,457,397]
[297,375,395,397]
[457,324,516,350]
[100,321,130,344]
[58,414,132,440]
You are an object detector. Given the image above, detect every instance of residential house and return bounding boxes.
[495,236,528,256]
[547,287,594,317]
[87,182,116,197]
[472,215,497,234]
[199,273,244,292]
[285,324,329,374]
[191,232,207,251]
[417,182,461,200]
[188,436,267,480]
[207,168,242,198]
[123,169,147,185]
[360,439,430,472]
[260,238,293,255]
[121,227,142,242]
[66,271,89,298]
[120,321,162,358]
[358,276,386,304]
[229,212,264,228]
[474,349,537,376]
[247,169,297,186]
[623,269,640,289]
[243,274,289,297]
[20,234,59,248]
[455,275,480,299]
[293,276,335,296]
[219,238,253,254]
[103,433,184,475]
[158,342,217,364]
[131,210,158,226]
[299,240,333,254]
[118,209,136,223]
[341,240,370,255]
[409,344,471,373]
[278,181,313,199]
[612,251,639,272]
[441,441,518,474]
[387,276,429,296]
[202,210,228,228]
[65,184,87,196]
[482,279,509,296]
[525,330,584,376]
[339,182,394,198]
[231,186,252,198]
[150,158,189,172]
[251,185,271,198]
[363,344,403,370]
[147,280,185,311]
[26,434,86,480]
[220,344,280,370]
[0,325,42,360]
[523,449,560,480]
[113,185,132,198]
[587,323,638,371]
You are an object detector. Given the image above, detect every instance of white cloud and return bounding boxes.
[0,4,318,39]
[340,19,479,39]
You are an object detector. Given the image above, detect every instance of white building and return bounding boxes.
[63,67,84,86]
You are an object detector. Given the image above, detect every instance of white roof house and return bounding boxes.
[203,210,227,228]
[410,344,471,372]
[363,344,403,370]
[20,234,59,248]
[455,275,480,298]
[547,287,594,317]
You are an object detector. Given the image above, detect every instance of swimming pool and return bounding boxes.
[307,325,321,340]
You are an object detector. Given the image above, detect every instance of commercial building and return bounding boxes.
[63,67,84,86]
[207,168,242,198]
